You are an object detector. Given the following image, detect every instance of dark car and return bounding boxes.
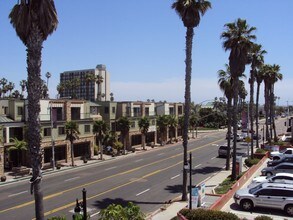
[253,133,261,140]
[218,145,232,158]
[267,157,293,167]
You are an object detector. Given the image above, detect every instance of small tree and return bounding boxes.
[117,117,130,154]
[156,115,169,145]
[65,121,80,166]
[93,120,108,160]
[138,117,150,150]
[8,137,28,167]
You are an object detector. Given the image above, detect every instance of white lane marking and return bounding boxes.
[105,166,117,171]
[8,191,28,197]
[90,211,100,217]
[64,177,80,182]
[171,174,180,180]
[211,156,216,160]
[212,144,218,146]
[194,164,201,169]
[174,148,181,151]
[135,159,143,163]
[158,153,165,156]
[136,189,150,196]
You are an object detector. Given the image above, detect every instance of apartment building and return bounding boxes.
[0,98,102,176]
[60,64,111,102]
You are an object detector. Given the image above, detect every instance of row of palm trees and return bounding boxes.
[218,19,283,181]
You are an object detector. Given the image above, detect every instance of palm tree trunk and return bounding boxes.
[70,140,75,166]
[264,82,271,143]
[231,78,239,181]
[182,27,193,201]
[142,133,146,150]
[226,97,232,170]
[27,23,44,220]
[249,71,255,158]
[271,84,278,142]
[255,82,261,148]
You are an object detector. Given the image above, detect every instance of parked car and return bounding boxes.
[234,182,293,216]
[218,145,232,158]
[248,173,293,188]
[261,163,293,176]
[267,156,293,167]
[253,133,261,140]
[270,148,293,160]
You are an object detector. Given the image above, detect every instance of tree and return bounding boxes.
[65,121,79,166]
[189,114,198,139]
[85,73,95,101]
[172,0,211,201]
[93,120,108,160]
[96,75,104,101]
[9,1,58,218]
[218,64,233,170]
[156,115,169,145]
[56,82,65,98]
[20,79,27,99]
[247,44,266,155]
[8,137,28,167]
[117,117,130,155]
[45,72,51,98]
[138,117,150,150]
[167,115,178,142]
[221,18,256,180]
[0,78,8,98]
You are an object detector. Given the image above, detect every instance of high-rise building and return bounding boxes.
[59,64,110,102]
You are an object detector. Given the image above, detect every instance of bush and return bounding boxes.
[94,145,99,155]
[254,216,273,220]
[1,176,6,182]
[255,148,267,154]
[179,208,239,220]
[244,158,260,167]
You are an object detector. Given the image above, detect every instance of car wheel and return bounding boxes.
[285,204,293,216]
[266,172,273,177]
[240,199,253,211]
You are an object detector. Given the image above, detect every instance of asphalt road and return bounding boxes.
[0,129,250,220]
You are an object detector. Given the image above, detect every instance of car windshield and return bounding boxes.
[279,149,287,153]
[249,183,263,194]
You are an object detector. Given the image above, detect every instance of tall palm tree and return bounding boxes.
[117,117,130,155]
[172,0,211,201]
[138,117,150,150]
[7,82,15,97]
[218,64,233,170]
[56,82,65,98]
[167,115,178,142]
[20,79,27,99]
[221,18,256,180]
[93,120,108,160]
[65,121,80,166]
[189,114,198,139]
[255,65,265,147]
[247,44,266,155]
[9,1,58,218]
[0,78,8,98]
[8,137,28,167]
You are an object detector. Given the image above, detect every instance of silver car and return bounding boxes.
[261,163,293,176]
[234,182,293,216]
[248,173,293,188]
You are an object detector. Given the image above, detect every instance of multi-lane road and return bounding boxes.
[0,129,252,219]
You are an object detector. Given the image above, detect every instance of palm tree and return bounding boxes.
[85,73,95,101]
[255,65,265,147]
[7,82,15,97]
[167,115,178,143]
[9,1,58,218]
[65,121,80,166]
[156,115,169,146]
[189,114,198,139]
[12,90,21,99]
[247,44,266,155]
[56,82,65,98]
[221,18,256,180]
[0,78,8,98]
[96,75,104,101]
[93,120,108,160]
[138,117,150,150]
[172,0,211,201]
[117,117,130,155]
[20,79,27,99]
[45,72,51,98]
[218,64,233,170]
[8,137,28,167]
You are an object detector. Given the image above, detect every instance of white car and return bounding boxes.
[270,148,293,160]
[248,173,293,188]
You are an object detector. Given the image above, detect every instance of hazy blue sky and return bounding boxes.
[0,1,292,105]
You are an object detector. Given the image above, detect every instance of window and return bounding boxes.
[17,107,23,116]
[131,121,135,128]
[178,106,183,115]
[145,107,149,116]
[71,107,80,120]
[104,107,109,114]
[44,128,51,137]
[169,107,175,115]
[58,127,65,135]
[84,125,91,133]
[112,107,115,114]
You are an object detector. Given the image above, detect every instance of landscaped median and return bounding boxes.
[176,152,269,219]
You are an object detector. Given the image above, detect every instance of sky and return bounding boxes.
[0,0,292,106]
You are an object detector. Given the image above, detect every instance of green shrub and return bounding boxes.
[244,158,260,167]
[255,148,267,154]
[254,216,273,220]
[179,208,239,220]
